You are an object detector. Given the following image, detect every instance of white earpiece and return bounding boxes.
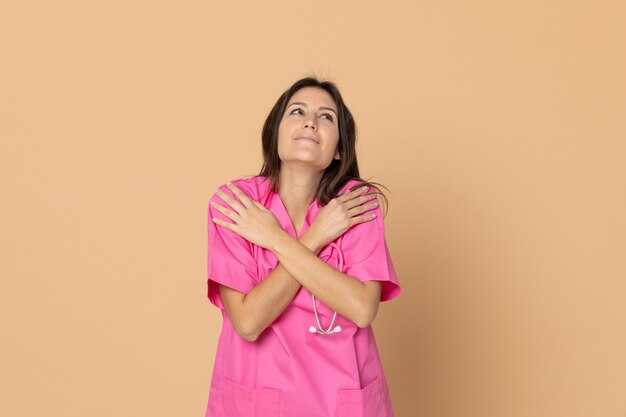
[331,325,342,333]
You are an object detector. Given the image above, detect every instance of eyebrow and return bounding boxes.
[287,102,338,116]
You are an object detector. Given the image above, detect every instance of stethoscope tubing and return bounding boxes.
[309,242,343,335]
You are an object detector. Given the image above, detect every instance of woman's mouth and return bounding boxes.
[294,136,320,144]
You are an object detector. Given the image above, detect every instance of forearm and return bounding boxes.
[242,232,323,340]
[271,234,370,327]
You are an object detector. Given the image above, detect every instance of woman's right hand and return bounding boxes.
[306,185,380,249]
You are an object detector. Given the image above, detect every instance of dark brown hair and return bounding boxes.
[255,76,389,217]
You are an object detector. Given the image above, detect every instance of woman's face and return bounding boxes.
[277,87,341,170]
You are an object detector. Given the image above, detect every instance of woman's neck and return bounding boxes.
[277,167,321,221]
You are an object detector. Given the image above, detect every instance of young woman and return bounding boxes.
[205,77,402,417]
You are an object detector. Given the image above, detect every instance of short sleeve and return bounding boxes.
[206,184,258,309]
[340,191,402,302]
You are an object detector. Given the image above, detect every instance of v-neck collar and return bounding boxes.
[274,191,319,239]
[260,176,320,239]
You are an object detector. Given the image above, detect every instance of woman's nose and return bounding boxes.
[303,119,317,130]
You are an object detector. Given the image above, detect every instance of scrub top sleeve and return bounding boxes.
[341,193,402,302]
[206,186,258,310]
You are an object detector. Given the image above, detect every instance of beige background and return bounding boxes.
[1,1,625,416]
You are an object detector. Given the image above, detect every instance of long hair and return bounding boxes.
[257,76,390,217]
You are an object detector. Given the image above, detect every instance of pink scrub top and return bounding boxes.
[205,175,402,417]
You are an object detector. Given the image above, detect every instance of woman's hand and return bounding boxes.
[210,182,287,250]
[307,185,380,248]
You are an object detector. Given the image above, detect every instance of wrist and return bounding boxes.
[269,228,292,255]
[270,229,324,256]
[299,231,324,255]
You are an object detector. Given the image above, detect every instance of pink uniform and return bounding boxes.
[205,175,402,417]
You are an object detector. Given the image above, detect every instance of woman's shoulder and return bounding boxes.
[339,178,368,194]
[229,174,266,188]
[212,175,268,200]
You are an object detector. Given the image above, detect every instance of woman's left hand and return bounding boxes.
[210,182,286,250]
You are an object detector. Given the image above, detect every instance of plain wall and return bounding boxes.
[1,1,625,416]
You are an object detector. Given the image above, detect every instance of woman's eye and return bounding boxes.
[289,108,333,122]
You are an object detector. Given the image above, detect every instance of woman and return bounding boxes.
[205,77,402,417]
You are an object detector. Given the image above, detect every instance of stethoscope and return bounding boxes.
[308,242,343,335]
